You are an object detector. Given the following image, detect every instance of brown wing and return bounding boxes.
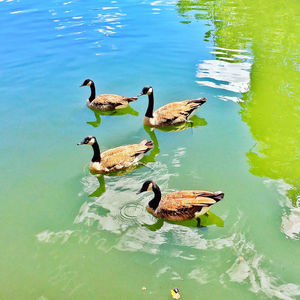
[159,191,217,211]
[154,190,217,220]
[100,140,153,170]
[154,99,205,126]
[92,94,137,109]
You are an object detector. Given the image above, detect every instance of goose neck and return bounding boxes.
[91,141,101,162]
[148,184,161,211]
[89,82,96,102]
[145,93,154,118]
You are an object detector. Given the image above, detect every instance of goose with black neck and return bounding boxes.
[77,136,154,175]
[138,86,206,127]
[138,180,224,227]
[80,79,138,111]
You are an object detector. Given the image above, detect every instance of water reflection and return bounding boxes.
[74,132,161,233]
[76,160,170,234]
[156,115,207,132]
[143,211,224,231]
[86,106,139,127]
[76,142,225,241]
[265,179,300,240]
[36,215,300,299]
[143,125,160,161]
[177,0,300,239]
[196,54,251,100]
[178,0,253,104]
[88,175,106,197]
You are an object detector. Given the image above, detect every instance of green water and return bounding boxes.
[0,0,299,299]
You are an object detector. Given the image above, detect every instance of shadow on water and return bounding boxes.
[143,211,224,231]
[86,106,139,127]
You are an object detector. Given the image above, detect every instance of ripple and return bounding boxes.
[48,3,126,46]
[171,146,186,168]
[36,184,300,300]
[120,202,144,221]
[75,159,172,235]
[10,9,38,14]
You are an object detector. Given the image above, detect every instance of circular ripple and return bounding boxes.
[120,203,144,221]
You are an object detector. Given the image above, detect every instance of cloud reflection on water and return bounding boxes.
[36,175,300,300]
[196,47,252,102]
[264,179,300,240]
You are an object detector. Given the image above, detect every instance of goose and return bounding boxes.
[138,180,224,226]
[80,79,138,111]
[137,86,206,127]
[77,136,153,174]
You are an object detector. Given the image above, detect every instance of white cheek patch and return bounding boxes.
[147,183,153,191]
[147,88,153,95]
[87,81,92,86]
[88,138,95,145]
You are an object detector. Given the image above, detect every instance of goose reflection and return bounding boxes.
[88,175,106,198]
[142,125,160,162]
[156,115,207,133]
[87,106,139,127]
[143,211,224,231]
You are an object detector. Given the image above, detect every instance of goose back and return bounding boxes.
[87,94,138,111]
[145,99,206,127]
[152,190,220,221]
[90,140,153,173]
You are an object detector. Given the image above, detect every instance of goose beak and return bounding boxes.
[137,92,143,97]
[80,84,84,87]
[77,140,85,145]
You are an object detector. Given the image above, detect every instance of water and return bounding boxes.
[0,0,299,299]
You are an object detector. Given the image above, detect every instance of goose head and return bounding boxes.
[138,86,153,97]
[80,79,94,87]
[137,180,156,194]
[77,136,97,146]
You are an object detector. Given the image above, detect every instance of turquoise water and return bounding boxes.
[0,0,299,299]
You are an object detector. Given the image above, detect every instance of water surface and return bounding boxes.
[0,0,299,299]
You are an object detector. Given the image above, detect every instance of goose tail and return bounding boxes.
[197,191,224,202]
[211,191,224,202]
[190,97,207,106]
[125,97,138,102]
[140,139,154,152]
